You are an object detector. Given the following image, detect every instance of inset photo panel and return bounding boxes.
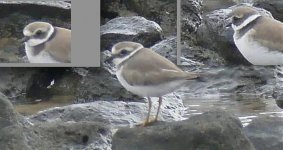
[0,1,72,66]
[101,0,178,64]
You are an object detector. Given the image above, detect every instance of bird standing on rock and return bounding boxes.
[107,41,205,126]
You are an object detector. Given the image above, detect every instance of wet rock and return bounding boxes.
[112,110,255,150]
[75,67,142,103]
[101,0,176,36]
[30,94,186,127]
[101,16,163,50]
[244,116,283,150]
[195,4,273,65]
[0,92,28,150]
[254,0,283,22]
[0,1,71,62]
[23,121,112,150]
[0,68,77,104]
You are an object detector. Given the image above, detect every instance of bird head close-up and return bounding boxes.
[22,21,54,47]
[107,41,144,66]
[227,6,260,31]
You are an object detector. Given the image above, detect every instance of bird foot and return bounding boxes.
[136,118,158,127]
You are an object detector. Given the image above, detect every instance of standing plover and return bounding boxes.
[228,6,283,66]
[107,41,203,126]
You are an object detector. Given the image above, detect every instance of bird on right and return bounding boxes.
[228,6,283,66]
[228,6,283,100]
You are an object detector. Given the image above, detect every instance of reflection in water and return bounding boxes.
[15,95,74,115]
[181,91,283,126]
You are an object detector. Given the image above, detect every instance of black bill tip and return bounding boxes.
[20,36,30,43]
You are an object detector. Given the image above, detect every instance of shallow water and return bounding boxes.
[15,95,74,115]
[180,90,283,126]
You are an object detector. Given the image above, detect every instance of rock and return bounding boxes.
[181,43,226,67]
[0,92,28,150]
[101,0,177,36]
[244,116,283,150]
[151,37,177,63]
[23,95,186,149]
[195,4,273,65]
[23,121,112,150]
[112,110,255,150]
[101,16,163,50]
[0,68,78,104]
[75,67,142,103]
[202,0,236,13]
[181,0,202,46]
[30,94,186,127]
[0,1,71,62]
[254,0,283,22]
[0,68,37,103]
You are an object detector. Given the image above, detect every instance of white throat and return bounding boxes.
[26,26,55,47]
[113,45,144,67]
[232,14,261,31]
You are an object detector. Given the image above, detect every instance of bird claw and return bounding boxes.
[136,118,158,127]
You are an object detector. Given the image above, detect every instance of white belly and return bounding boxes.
[234,32,283,65]
[116,67,187,97]
[25,44,60,63]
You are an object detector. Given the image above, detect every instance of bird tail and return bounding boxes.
[186,72,216,82]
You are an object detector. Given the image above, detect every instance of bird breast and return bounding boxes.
[234,30,283,65]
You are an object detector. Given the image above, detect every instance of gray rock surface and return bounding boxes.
[23,121,112,150]
[181,0,202,46]
[17,95,185,149]
[112,110,255,150]
[30,94,186,127]
[101,0,176,36]
[75,67,143,103]
[244,116,283,150]
[0,92,28,150]
[254,0,283,22]
[101,16,163,50]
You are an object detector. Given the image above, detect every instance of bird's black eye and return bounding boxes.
[35,30,43,36]
[120,49,128,56]
[232,16,241,22]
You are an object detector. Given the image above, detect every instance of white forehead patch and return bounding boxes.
[23,29,32,36]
